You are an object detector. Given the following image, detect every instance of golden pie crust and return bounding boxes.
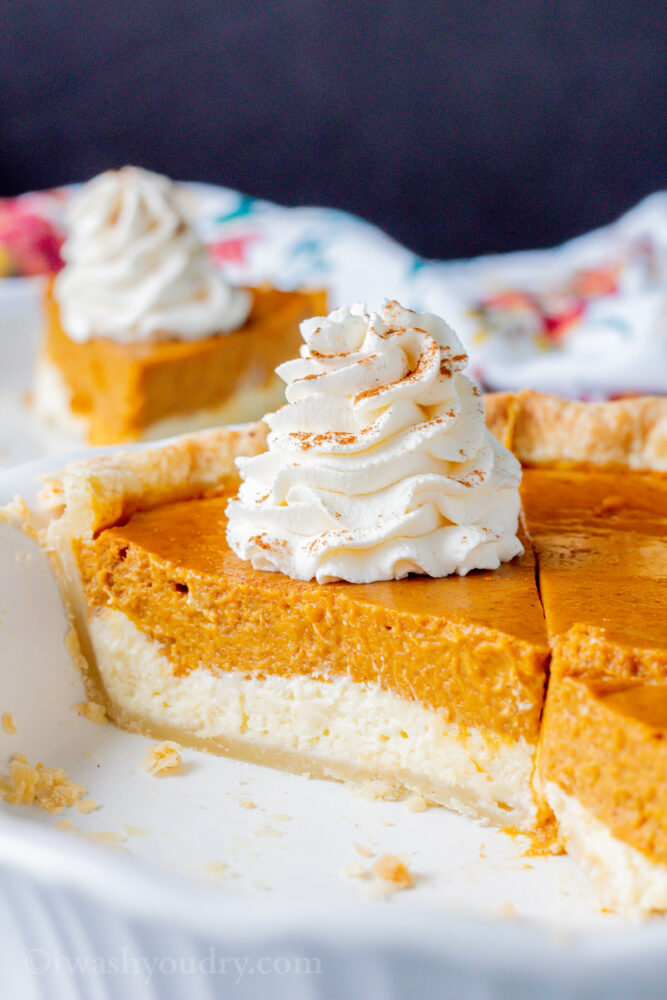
[485,390,667,470]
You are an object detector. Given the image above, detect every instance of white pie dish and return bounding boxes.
[2,447,667,997]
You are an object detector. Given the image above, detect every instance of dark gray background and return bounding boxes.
[2,0,665,258]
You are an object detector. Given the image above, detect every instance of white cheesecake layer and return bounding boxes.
[544,781,667,918]
[33,357,284,443]
[88,607,538,829]
[33,355,88,439]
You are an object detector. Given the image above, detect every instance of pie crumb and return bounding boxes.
[239,799,256,809]
[55,818,78,833]
[74,797,99,814]
[124,824,149,838]
[371,854,413,892]
[0,753,87,814]
[74,701,107,726]
[341,861,367,879]
[56,820,126,849]
[496,900,517,919]
[255,825,282,838]
[1,713,16,736]
[144,741,182,776]
[199,861,234,880]
[0,497,36,538]
[354,842,374,858]
[406,794,433,813]
[85,830,126,849]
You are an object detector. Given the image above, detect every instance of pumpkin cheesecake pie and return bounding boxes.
[34,302,547,830]
[34,167,326,445]
[16,300,667,914]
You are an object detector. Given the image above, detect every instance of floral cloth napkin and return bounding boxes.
[2,183,665,399]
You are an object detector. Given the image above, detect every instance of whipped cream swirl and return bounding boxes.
[226,301,523,583]
[54,166,251,343]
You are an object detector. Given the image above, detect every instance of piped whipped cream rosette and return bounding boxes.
[226,300,524,584]
[54,166,251,343]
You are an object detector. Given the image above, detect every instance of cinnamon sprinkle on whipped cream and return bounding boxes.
[226,300,523,583]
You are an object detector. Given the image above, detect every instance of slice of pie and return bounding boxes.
[518,451,667,915]
[36,279,326,445]
[33,417,549,831]
[539,676,667,917]
[32,165,327,445]
[14,389,667,913]
[489,390,667,914]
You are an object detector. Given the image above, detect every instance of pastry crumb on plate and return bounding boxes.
[406,793,434,812]
[0,753,87,813]
[143,741,182,776]
[1,712,16,735]
[354,842,374,857]
[371,854,413,892]
[74,797,100,814]
[74,700,108,726]
[341,861,368,880]
[197,861,236,880]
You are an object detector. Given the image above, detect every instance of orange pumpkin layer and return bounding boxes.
[539,676,667,865]
[42,281,327,445]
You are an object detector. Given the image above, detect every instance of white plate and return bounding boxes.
[2,455,667,998]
